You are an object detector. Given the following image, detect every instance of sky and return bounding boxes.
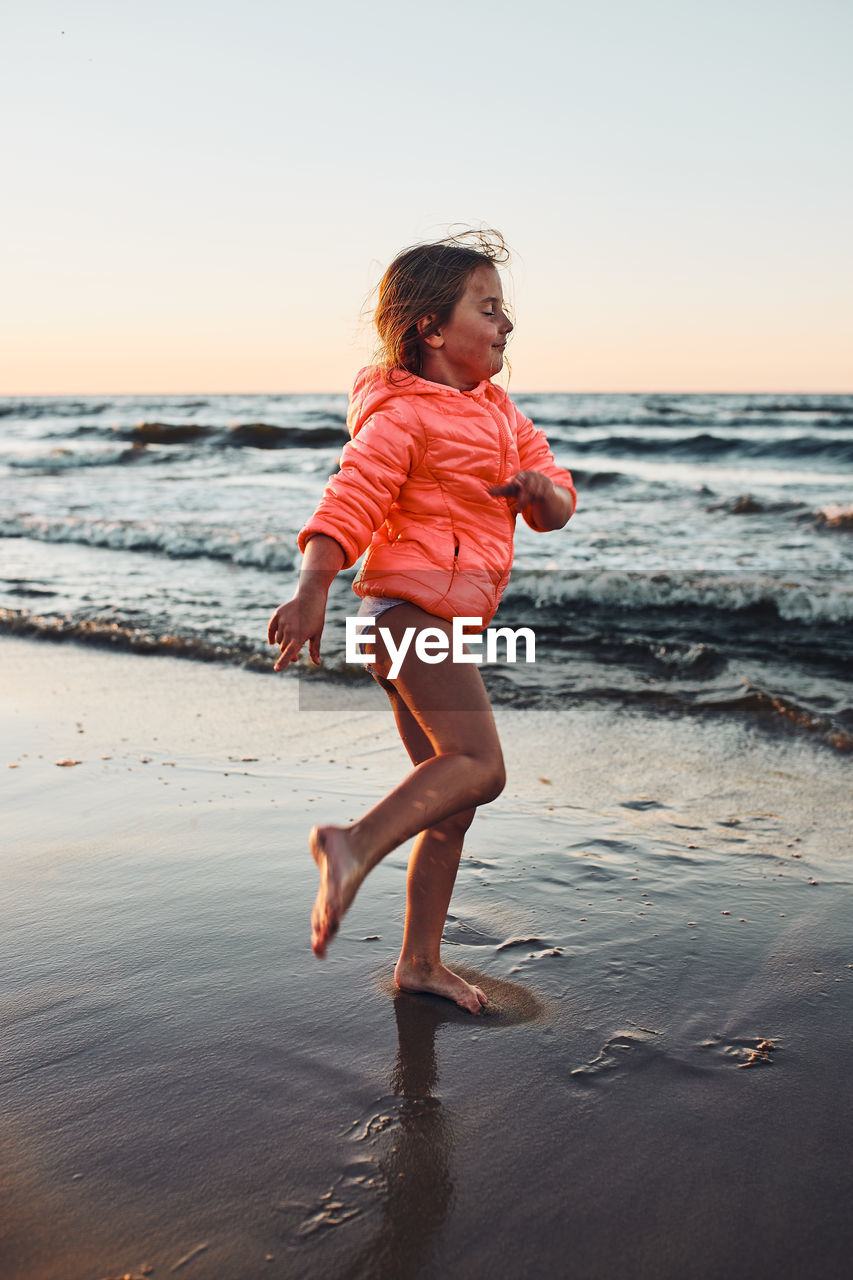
[2,0,851,394]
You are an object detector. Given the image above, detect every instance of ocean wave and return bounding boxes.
[706,494,804,516]
[0,609,271,670]
[494,678,851,751]
[7,446,146,470]
[4,607,849,752]
[0,399,113,419]
[0,424,346,471]
[119,421,215,444]
[524,414,714,430]
[21,419,853,465]
[0,515,299,569]
[726,415,853,430]
[518,407,853,432]
[566,468,626,489]
[689,683,853,753]
[1,511,849,618]
[736,397,853,415]
[564,433,853,465]
[503,568,853,628]
[478,664,852,752]
[66,420,349,449]
[223,422,346,448]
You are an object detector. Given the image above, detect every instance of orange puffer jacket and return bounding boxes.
[297,366,576,628]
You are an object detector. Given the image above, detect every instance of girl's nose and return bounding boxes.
[501,312,513,334]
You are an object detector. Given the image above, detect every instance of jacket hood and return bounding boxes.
[346,365,493,437]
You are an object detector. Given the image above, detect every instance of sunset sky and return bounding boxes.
[3,0,851,394]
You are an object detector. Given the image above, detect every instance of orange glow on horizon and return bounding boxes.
[3,334,849,397]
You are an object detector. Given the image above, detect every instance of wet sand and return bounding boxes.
[2,635,852,1279]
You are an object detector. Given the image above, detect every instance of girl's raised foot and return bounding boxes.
[309,825,363,958]
[394,957,488,1014]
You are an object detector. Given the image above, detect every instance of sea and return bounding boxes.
[1,391,851,750]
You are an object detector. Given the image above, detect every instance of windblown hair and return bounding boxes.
[373,228,510,378]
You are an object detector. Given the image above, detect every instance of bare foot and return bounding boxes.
[309,825,364,958]
[394,957,488,1014]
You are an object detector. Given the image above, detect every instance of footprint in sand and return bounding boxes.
[698,1034,777,1069]
[441,914,501,946]
[570,1028,662,1082]
[496,935,553,952]
[346,1094,441,1144]
[278,1157,386,1241]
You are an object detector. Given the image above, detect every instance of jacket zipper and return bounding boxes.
[482,399,511,479]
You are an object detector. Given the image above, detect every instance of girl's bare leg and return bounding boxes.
[310,605,504,999]
[394,811,486,1013]
[376,681,486,1012]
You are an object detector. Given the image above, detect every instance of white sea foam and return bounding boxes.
[506,568,853,626]
[0,514,299,570]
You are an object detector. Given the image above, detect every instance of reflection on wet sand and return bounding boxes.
[340,991,454,1279]
[333,970,545,1278]
[280,969,545,1268]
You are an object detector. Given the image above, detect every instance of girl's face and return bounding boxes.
[420,264,513,391]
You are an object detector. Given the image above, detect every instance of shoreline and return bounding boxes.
[2,635,852,1278]
[3,608,852,759]
[3,632,849,848]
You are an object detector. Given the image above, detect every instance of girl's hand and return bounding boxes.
[489,469,553,509]
[267,593,327,671]
[268,534,345,671]
[489,470,574,530]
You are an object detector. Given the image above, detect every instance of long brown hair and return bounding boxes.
[373,228,510,378]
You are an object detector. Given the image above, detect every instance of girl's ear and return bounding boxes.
[417,315,444,348]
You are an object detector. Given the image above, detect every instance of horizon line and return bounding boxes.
[3,386,852,398]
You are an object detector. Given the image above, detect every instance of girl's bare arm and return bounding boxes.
[267,533,346,670]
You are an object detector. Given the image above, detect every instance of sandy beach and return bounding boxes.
[2,634,852,1279]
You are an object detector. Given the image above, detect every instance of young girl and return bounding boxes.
[268,231,576,1014]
